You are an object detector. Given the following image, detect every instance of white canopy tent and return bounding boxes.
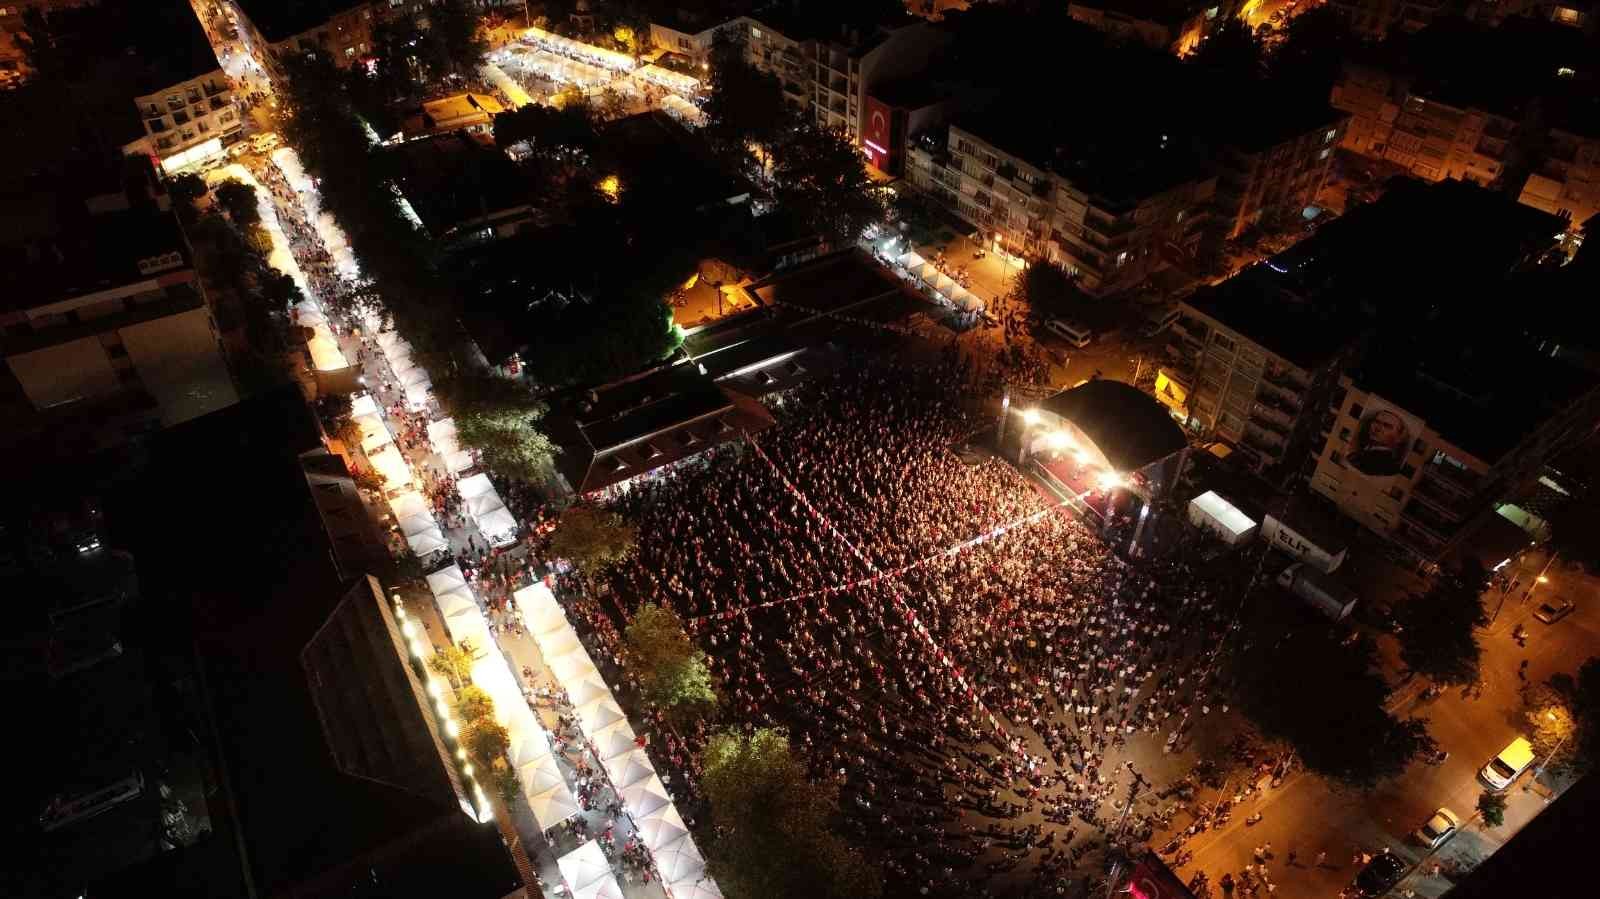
[652,832,708,886]
[1188,490,1258,546]
[477,507,519,546]
[636,64,700,95]
[356,413,393,453]
[406,528,449,556]
[367,444,414,492]
[522,26,636,71]
[428,419,476,474]
[425,565,468,596]
[351,393,380,418]
[633,804,689,854]
[558,840,626,899]
[457,472,497,499]
[480,61,535,108]
[667,878,724,899]
[389,490,431,522]
[465,490,507,519]
[403,378,433,412]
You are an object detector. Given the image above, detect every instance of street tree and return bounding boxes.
[703,29,795,165]
[1230,599,1435,788]
[492,102,598,158]
[1395,561,1488,686]
[1476,790,1507,827]
[436,376,558,484]
[549,506,637,593]
[213,179,261,227]
[624,604,718,715]
[464,716,511,766]
[455,684,495,723]
[1186,17,1265,82]
[773,123,884,247]
[1013,260,1092,322]
[15,7,66,83]
[428,639,477,689]
[168,173,208,221]
[701,728,882,899]
[420,0,488,81]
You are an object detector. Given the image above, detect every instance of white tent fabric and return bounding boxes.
[652,832,707,884]
[1188,490,1258,545]
[633,804,688,852]
[527,784,582,833]
[389,490,430,522]
[480,62,535,108]
[435,589,478,623]
[605,750,656,792]
[351,393,380,417]
[589,719,638,763]
[368,444,413,491]
[559,841,625,899]
[457,472,497,499]
[426,565,468,596]
[477,506,519,545]
[466,490,507,519]
[397,513,438,537]
[428,418,460,453]
[269,146,313,194]
[376,329,405,351]
[406,528,449,556]
[635,64,700,94]
[667,878,724,899]
[614,771,672,819]
[294,299,325,325]
[356,413,392,453]
[404,378,432,411]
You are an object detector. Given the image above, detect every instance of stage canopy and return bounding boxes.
[1038,379,1188,474]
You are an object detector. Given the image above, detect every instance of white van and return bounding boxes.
[1139,306,1180,338]
[1045,318,1093,348]
[1479,736,1535,791]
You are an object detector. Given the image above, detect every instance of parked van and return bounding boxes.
[1139,305,1180,338]
[1479,736,1535,790]
[1045,318,1093,348]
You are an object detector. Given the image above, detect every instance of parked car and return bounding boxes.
[1535,598,1575,624]
[1413,808,1460,849]
[1479,736,1535,791]
[1353,851,1407,897]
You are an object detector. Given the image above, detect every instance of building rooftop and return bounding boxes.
[112,388,522,898]
[236,0,365,42]
[595,110,752,211]
[1353,330,1597,466]
[386,133,534,240]
[0,204,190,315]
[1184,267,1363,372]
[870,76,950,110]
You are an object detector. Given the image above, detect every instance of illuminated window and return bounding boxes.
[751,27,763,37]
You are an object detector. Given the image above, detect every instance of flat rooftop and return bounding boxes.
[122,389,521,898]
[1356,331,1598,465]
[0,206,190,315]
[1184,267,1362,372]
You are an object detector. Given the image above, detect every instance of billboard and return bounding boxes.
[1344,400,1420,478]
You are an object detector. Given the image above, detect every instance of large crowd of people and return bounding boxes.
[582,358,1244,897]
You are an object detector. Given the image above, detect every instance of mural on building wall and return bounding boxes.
[1347,402,1417,477]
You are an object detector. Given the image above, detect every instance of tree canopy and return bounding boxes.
[212,179,261,228]
[624,604,718,714]
[550,506,638,589]
[1476,790,1507,827]
[436,375,558,484]
[1395,561,1488,686]
[1229,599,1434,787]
[772,123,883,247]
[703,29,796,164]
[701,728,882,899]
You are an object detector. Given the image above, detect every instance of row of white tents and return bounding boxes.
[515,584,722,899]
[558,840,624,899]
[270,147,360,282]
[520,26,637,72]
[897,251,984,314]
[427,566,581,832]
[373,326,434,412]
[352,394,451,557]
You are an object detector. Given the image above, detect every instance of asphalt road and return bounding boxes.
[1173,547,1597,897]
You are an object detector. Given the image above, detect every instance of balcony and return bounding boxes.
[142,105,164,120]
[1261,364,1308,393]
[172,110,191,125]
[1420,461,1479,497]
[1409,476,1467,523]
[1253,389,1299,421]
[1400,499,1464,543]
[1257,376,1304,411]
[1242,427,1285,458]
[1249,403,1293,434]
[203,81,227,97]
[210,95,228,111]
[166,98,185,112]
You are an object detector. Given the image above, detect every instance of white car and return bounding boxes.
[1413,807,1460,849]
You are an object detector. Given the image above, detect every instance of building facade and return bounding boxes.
[232,0,378,78]
[1065,0,1224,55]
[1332,62,1521,186]
[1309,364,1600,558]
[1518,124,1600,228]
[1213,114,1347,240]
[133,68,241,173]
[907,121,1214,295]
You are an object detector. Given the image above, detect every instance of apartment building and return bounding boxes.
[232,0,377,76]
[908,111,1214,295]
[1066,0,1234,54]
[1212,103,1348,240]
[1310,338,1600,559]
[133,68,240,174]
[1161,178,1565,483]
[1517,93,1600,227]
[0,160,238,448]
[731,11,951,144]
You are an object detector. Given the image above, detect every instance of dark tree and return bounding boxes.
[1395,560,1488,686]
[773,123,883,246]
[421,0,487,80]
[1230,600,1435,787]
[15,7,66,83]
[1269,6,1361,99]
[212,179,262,227]
[703,29,796,163]
[1188,18,1265,82]
[492,103,598,158]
